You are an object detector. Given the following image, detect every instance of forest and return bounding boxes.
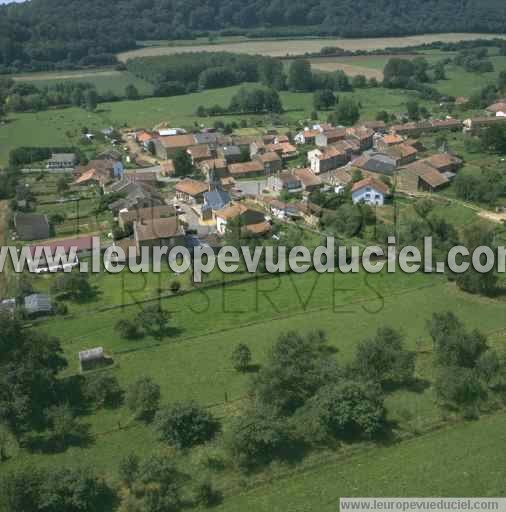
[1,0,506,71]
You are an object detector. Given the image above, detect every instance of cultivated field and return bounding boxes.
[118,33,506,61]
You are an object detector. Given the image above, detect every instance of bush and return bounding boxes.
[115,319,144,340]
[126,377,160,422]
[83,374,123,409]
[231,343,252,372]
[154,401,220,449]
[169,280,181,294]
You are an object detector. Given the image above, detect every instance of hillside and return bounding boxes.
[1,0,506,71]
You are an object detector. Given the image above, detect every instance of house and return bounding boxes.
[199,158,229,179]
[360,120,387,132]
[78,347,109,372]
[74,159,121,185]
[293,201,322,227]
[47,153,77,170]
[134,216,185,250]
[124,170,158,185]
[377,133,404,151]
[187,144,213,165]
[463,116,506,132]
[352,153,397,175]
[294,129,321,145]
[228,160,265,179]
[423,153,463,173]
[430,118,462,132]
[351,177,389,206]
[108,182,165,213]
[217,145,242,164]
[24,293,52,316]
[384,143,418,166]
[118,205,176,231]
[232,135,258,150]
[315,129,347,147]
[201,189,231,220]
[346,127,374,151]
[220,176,236,191]
[193,132,225,145]
[399,161,449,192]
[266,142,298,159]
[268,171,303,194]
[14,213,50,241]
[293,168,323,192]
[153,134,197,159]
[175,179,208,204]
[254,151,283,174]
[308,146,348,174]
[486,101,506,117]
[215,203,269,236]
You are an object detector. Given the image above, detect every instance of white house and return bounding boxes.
[351,177,389,206]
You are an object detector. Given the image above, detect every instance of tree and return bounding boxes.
[115,319,144,340]
[126,376,160,422]
[118,453,140,489]
[83,374,123,409]
[351,74,368,88]
[313,89,335,110]
[406,99,420,120]
[329,97,360,126]
[84,89,98,111]
[45,404,87,450]
[298,380,386,441]
[0,314,67,438]
[376,110,390,123]
[136,305,171,339]
[173,149,194,177]
[56,176,69,195]
[435,366,485,416]
[428,312,488,369]
[354,327,416,388]
[125,84,139,100]
[231,343,252,372]
[38,467,113,512]
[288,59,313,92]
[51,273,94,301]
[154,401,220,448]
[0,467,43,511]
[253,330,339,415]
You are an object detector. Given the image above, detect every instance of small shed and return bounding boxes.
[78,347,107,372]
[24,294,52,316]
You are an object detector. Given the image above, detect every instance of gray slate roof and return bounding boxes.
[14,213,50,241]
[24,294,52,315]
[203,190,231,211]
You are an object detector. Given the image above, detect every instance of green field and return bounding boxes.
[14,70,154,97]
[213,411,506,511]
[0,85,423,166]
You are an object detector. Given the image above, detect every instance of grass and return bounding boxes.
[0,84,423,166]
[211,411,506,511]
[13,70,154,97]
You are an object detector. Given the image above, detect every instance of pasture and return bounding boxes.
[13,70,154,97]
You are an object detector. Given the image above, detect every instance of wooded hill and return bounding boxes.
[1,0,506,72]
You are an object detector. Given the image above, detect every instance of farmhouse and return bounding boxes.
[486,101,506,117]
[263,198,302,220]
[266,142,298,159]
[199,158,229,179]
[352,153,397,176]
[187,144,213,164]
[154,134,196,159]
[346,127,374,151]
[201,189,231,220]
[351,177,389,206]
[423,153,463,173]
[315,128,347,147]
[175,179,208,204]
[399,160,450,192]
[108,182,165,213]
[294,129,321,145]
[319,167,353,192]
[217,145,242,164]
[14,213,50,241]
[384,143,418,166]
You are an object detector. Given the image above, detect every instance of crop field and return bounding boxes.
[117,33,506,61]
[13,70,154,97]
